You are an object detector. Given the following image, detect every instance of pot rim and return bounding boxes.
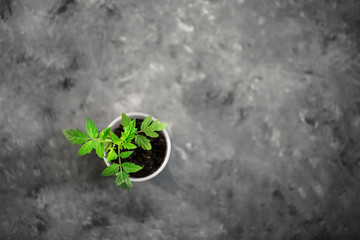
[103,112,171,182]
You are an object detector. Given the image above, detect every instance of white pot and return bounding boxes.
[103,112,171,182]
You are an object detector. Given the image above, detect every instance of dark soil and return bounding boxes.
[110,118,167,178]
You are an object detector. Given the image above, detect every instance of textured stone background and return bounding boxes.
[1,0,360,239]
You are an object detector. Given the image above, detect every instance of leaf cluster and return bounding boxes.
[63,113,168,191]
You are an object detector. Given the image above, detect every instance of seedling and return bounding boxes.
[63,113,168,190]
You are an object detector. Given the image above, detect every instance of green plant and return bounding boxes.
[63,113,168,190]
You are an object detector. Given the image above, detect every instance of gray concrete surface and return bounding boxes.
[1,0,360,239]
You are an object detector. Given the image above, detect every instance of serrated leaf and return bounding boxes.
[101,164,119,176]
[110,132,121,145]
[121,129,130,141]
[135,135,152,150]
[106,148,118,162]
[63,129,89,145]
[141,115,152,131]
[143,129,159,138]
[78,141,94,156]
[99,127,111,140]
[120,151,133,159]
[115,171,127,184]
[130,118,136,129]
[115,171,132,190]
[93,141,105,158]
[86,118,98,138]
[122,162,143,173]
[141,117,160,138]
[123,142,137,150]
[150,119,159,129]
[126,134,136,142]
[128,119,137,135]
[155,122,168,131]
[121,113,131,128]
[121,125,137,142]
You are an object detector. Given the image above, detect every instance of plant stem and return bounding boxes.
[118,144,122,173]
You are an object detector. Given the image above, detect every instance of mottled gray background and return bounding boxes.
[1,0,360,239]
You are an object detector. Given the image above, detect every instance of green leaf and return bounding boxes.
[93,141,105,158]
[121,125,137,142]
[141,117,160,138]
[99,127,111,140]
[150,119,159,128]
[106,148,118,162]
[78,141,94,156]
[115,171,132,190]
[135,135,152,150]
[86,118,98,138]
[120,151,133,159]
[155,122,168,131]
[129,119,137,133]
[123,142,137,150]
[143,129,159,138]
[122,162,143,173]
[110,132,121,145]
[129,118,136,130]
[141,115,152,131]
[63,129,89,145]
[121,113,131,128]
[101,164,120,176]
[121,128,130,142]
